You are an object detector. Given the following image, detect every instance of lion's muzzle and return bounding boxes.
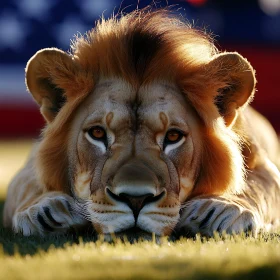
[107,160,163,219]
[88,160,180,235]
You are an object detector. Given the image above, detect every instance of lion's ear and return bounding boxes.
[26,48,77,123]
[206,52,256,126]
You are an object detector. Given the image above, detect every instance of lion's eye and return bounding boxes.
[165,130,183,143]
[166,131,181,142]
[163,129,184,149]
[88,126,106,141]
[85,126,108,152]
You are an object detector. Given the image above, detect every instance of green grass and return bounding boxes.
[1,140,280,279]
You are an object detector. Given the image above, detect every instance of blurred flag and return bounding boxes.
[0,0,279,136]
[0,0,119,136]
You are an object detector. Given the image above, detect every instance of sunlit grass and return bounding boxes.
[1,233,280,279]
[0,140,32,197]
[0,140,280,279]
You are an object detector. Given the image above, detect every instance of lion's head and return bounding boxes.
[25,9,256,236]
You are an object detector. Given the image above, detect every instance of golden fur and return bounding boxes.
[3,9,280,237]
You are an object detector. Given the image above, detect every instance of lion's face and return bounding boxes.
[26,10,255,237]
[68,78,202,235]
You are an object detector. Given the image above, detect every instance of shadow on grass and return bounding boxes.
[0,200,97,256]
[1,198,280,279]
[150,261,280,280]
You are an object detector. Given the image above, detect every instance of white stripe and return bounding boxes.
[85,132,106,154]
[0,65,35,105]
[165,137,185,155]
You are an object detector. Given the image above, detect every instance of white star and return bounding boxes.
[53,15,89,49]
[0,11,29,51]
[15,0,55,21]
[77,0,117,20]
[259,0,280,16]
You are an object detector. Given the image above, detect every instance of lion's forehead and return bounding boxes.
[83,78,196,131]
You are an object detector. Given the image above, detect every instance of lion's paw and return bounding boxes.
[177,198,260,237]
[13,194,87,236]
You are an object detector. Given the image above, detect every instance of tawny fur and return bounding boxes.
[3,9,280,237]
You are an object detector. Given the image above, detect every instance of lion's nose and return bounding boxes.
[106,188,165,220]
[119,193,154,219]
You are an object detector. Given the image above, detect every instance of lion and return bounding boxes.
[3,9,280,238]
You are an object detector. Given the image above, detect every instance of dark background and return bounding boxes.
[0,0,279,137]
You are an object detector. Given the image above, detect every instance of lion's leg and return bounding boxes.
[3,157,88,236]
[12,192,87,236]
[177,159,280,237]
[177,196,261,237]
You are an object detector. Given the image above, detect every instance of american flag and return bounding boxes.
[0,0,279,136]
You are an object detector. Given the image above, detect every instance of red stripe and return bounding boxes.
[0,106,44,137]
